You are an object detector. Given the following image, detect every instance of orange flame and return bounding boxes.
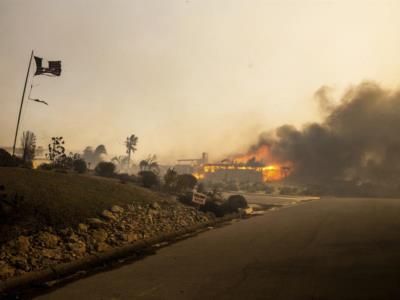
[232,145,271,164]
[195,145,293,182]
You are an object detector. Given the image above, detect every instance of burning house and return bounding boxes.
[195,162,290,183]
[176,147,292,183]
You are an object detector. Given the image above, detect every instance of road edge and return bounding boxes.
[0,213,241,295]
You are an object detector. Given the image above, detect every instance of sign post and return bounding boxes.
[192,190,207,206]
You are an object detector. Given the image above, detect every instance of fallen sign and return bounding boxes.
[192,191,207,205]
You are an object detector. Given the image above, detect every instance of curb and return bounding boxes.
[0,213,241,295]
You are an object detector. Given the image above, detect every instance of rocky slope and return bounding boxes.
[0,200,213,281]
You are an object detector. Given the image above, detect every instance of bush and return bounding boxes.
[115,173,138,184]
[223,195,248,213]
[176,174,197,192]
[138,171,160,188]
[0,185,25,223]
[95,161,116,177]
[0,149,21,167]
[200,200,225,217]
[177,192,195,206]
[163,168,178,192]
[73,159,87,173]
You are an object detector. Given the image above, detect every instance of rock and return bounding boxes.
[110,205,124,213]
[126,233,138,243]
[147,214,154,224]
[148,208,159,216]
[58,227,74,237]
[41,248,62,259]
[37,232,60,248]
[95,242,110,252]
[91,228,108,243]
[15,236,30,253]
[67,241,86,256]
[101,210,117,221]
[67,233,81,243]
[0,261,16,279]
[87,218,106,228]
[115,224,126,231]
[9,255,29,271]
[150,202,161,210]
[28,257,40,269]
[78,223,89,232]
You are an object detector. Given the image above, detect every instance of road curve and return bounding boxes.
[36,197,400,300]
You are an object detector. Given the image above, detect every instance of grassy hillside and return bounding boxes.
[0,167,169,241]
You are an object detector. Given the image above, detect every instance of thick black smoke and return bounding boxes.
[255,82,400,196]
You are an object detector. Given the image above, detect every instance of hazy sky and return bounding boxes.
[1,0,400,163]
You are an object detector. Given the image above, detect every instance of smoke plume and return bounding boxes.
[253,82,400,196]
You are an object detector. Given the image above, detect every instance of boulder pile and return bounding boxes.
[0,200,213,280]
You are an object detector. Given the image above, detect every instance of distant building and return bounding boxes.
[175,152,208,175]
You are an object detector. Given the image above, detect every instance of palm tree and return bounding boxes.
[139,154,160,174]
[125,134,138,169]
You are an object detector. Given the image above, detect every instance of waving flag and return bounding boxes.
[34,56,62,76]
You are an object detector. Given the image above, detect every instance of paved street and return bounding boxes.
[36,197,400,300]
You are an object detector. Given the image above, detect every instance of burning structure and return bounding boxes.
[178,82,400,196]
[176,148,291,183]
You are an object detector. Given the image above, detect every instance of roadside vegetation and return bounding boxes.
[0,167,168,242]
[0,132,250,246]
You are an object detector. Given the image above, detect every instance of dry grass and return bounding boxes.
[0,167,169,241]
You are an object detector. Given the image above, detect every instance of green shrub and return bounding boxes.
[138,170,160,188]
[73,159,87,173]
[176,174,197,192]
[95,161,116,177]
[0,149,21,167]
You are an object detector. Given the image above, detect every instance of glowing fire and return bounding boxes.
[232,145,271,164]
[193,145,292,182]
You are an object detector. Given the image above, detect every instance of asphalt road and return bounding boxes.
[36,197,400,300]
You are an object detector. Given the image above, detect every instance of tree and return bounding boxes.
[73,159,87,173]
[176,174,197,193]
[139,154,160,174]
[164,168,178,192]
[94,145,107,156]
[125,135,138,169]
[95,161,115,177]
[82,146,95,168]
[46,137,66,164]
[20,131,36,164]
[94,145,107,165]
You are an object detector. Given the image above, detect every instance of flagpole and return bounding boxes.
[12,50,34,156]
